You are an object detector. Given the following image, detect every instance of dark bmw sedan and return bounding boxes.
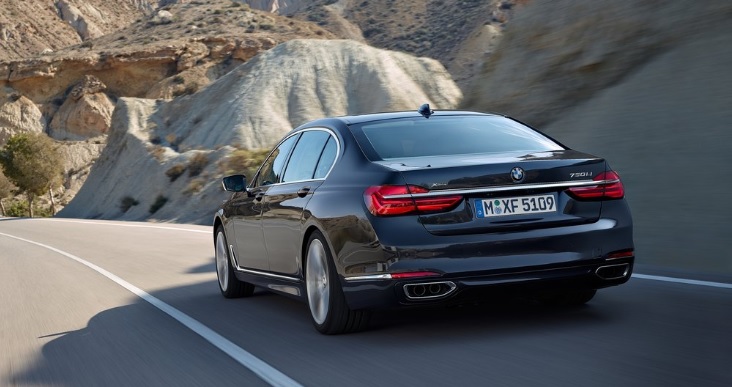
[213,106,634,334]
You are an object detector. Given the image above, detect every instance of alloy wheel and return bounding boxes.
[306,239,330,325]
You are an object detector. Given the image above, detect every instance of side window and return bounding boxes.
[256,134,299,187]
[282,131,331,183]
[313,136,337,179]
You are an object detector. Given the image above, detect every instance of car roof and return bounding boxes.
[334,110,500,125]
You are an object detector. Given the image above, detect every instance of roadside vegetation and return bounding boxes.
[220,148,270,179]
[0,133,64,217]
[0,172,16,216]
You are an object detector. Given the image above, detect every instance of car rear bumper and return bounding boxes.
[341,257,634,310]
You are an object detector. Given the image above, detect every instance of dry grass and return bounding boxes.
[220,148,270,178]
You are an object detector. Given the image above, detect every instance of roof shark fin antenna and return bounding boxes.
[418,103,434,118]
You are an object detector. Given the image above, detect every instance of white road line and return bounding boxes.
[26,218,209,234]
[632,273,732,289]
[0,231,302,387]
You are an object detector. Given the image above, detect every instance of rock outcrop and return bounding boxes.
[49,76,115,141]
[59,39,462,223]
[245,0,307,15]
[0,92,45,145]
[462,0,732,274]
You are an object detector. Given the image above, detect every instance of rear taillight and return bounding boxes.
[567,171,625,200]
[364,185,463,216]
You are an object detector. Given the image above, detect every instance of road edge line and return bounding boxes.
[632,273,732,289]
[26,218,210,233]
[0,231,302,387]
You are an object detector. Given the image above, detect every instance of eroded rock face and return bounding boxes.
[245,0,307,15]
[49,76,115,141]
[57,0,105,40]
[155,39,462,151]
[59,39,462,223]
[0,92,45,146]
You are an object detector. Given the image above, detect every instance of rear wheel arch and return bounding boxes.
[213,217,224,243]
[304,229,371,334]
[302,225,326,276]
[214,225,254,298]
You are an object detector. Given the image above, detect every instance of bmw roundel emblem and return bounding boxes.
[510,167,525,182]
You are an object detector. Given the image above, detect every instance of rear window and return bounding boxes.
[352,116,563,160]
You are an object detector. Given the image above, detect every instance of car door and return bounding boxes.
[231,133,299,271]
[262,129,338,276]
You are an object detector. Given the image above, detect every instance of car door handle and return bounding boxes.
[255,192,265,201]
[297,187,311,198]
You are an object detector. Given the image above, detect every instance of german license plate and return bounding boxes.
[475,194,557,218]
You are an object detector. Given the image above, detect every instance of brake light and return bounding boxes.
[567,171,624,200]
[364,185,463,216]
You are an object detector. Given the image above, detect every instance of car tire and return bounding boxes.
[540,289,597,306]
[305,231,371,334]
[215,227,254,298]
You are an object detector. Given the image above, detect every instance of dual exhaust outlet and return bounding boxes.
[403,281,457,300]
[595,263,630,280]
[402,264,628,300]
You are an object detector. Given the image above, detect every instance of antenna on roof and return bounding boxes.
[418,103,433,119]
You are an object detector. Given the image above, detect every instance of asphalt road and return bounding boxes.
[1,218,730,387]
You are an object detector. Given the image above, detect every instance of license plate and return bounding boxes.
[475,194,557,218]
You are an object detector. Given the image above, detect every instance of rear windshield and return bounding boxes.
[351,115,563,160]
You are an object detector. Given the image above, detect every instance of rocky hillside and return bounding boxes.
[276,0,527,88]
[0,0,154,60]
[58,39,461,223]
[463,0,732,274]
[1,0,334,208]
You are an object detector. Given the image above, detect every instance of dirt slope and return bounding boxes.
[462,0,732,274]
[291,0,527,86]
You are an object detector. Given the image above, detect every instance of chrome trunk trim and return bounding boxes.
[382,179,620,199]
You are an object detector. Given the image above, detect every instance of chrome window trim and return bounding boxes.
[234,266,301,282]
[252,127,341,188]
[382,179,621,199]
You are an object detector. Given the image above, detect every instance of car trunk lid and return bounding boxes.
[375,150,607,235]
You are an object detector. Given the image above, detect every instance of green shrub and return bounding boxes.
[119,196,140,213]
[149,195,168,214]
[5,200,51,218]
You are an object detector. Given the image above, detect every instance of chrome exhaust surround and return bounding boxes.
[595,263,630,280]
[403,281,457,300]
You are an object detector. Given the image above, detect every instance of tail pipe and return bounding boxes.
[595,263,630,280]
[403,281,457,300]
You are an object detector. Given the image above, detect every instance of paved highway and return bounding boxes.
[1,218,730,386]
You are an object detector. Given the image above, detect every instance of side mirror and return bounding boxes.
[222,175,247,192]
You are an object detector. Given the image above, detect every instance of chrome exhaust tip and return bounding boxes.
[595,263,630,280]
[403,281,457,300]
